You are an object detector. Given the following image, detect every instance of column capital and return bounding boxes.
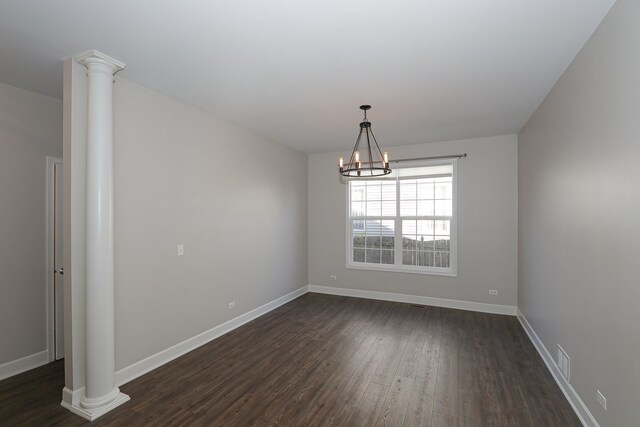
[75,50,125,74]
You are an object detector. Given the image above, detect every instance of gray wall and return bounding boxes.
[63,61,308,390]
[112,79,308,370]
[518,0,640,425]
[0,82,62,365]
[308,135,518,307]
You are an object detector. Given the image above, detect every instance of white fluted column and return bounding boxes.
[75,50,129,420]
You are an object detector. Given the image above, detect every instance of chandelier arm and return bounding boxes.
[365,128,374,172]
[348,128,364,166]
[368,127,386,161]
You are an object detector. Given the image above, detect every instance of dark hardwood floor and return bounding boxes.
[0,293,580,426]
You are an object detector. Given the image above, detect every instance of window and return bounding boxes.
[347,160,457,275]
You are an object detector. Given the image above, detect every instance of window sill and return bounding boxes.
[346,263,458,277]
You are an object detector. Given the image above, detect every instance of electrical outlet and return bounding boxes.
[489,289,498,295]
[177,244,184,256]
[597,390,607,411]
[228,301,236,309]
[329,275,337,281]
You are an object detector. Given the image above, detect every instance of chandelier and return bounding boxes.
[338,105,391,177]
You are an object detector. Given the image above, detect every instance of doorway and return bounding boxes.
[46,157,64,361]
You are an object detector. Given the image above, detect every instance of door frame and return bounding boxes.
[46,156,63,362]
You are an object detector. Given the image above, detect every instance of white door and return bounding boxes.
[53,161,64,360]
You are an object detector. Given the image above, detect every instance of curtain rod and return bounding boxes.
[353,153,467,166]
[392,153,467,163]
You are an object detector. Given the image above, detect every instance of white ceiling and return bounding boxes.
[0,0,615,153]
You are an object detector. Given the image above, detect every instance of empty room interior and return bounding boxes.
[0,0,638,426]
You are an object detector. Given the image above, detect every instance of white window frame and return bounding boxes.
[346,159,458,277]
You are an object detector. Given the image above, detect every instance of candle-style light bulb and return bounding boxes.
[339,157,344,168]
[355,151,360,162]
[383,152,389,164]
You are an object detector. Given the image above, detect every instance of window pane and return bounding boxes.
[417,220,434,235]
[353,235,365,248]
[402,250,415,265]
[435,236,450,251]
[403,235,416,250]
[417,200,434,216]
[434,199,452,216]
[353,220,365,232]
[353,249,365,263]
[351,202,365,216]
[400,180,417,200]
[417,180,435,199]
[367,201,381,216]
[365,220,379,232]
[351,185,366,201]
[381,201,395,216]
[380,220,394,235]
[435,181,452,199]
[435,220,450,234]
[366,236,381,248]
[417,251,435,267]
[402,220,417,235]
[366,249,381,264]
[367,184,381,200]
[417,236,434,251]
[381,183,396,200]
[400,200,416,216]
[381,250,394,264]
[435,252,450,268]
[381,236,394,249]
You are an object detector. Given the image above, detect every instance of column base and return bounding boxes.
[61,389,130,421]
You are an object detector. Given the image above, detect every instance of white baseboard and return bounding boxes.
[114,285,308,387]
[517,309,598,427]
[0,350,49,381]
[307,284,517,316]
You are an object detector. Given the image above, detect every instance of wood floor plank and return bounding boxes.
[207,392,261,427]
[433,309,459,418]
[431,411,458,427]
[268,356,344,425]
[295,373,352,425]
[313,340,389,425]
[404,369,437,427]
[397,327,428,379]
[458,391,485,427]
[340,340,389,407]
[0,293,582,426]
[370,334,409,386]
[348,382,388,427]
[376,375,414,426]
[433,341,458,417]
